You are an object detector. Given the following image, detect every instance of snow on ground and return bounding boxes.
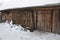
[0,21,60,40]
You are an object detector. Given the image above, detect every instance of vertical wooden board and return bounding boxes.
[53,9,59,33]
[44,13,51,32]
[37,11,45,31]
[0,12,2,22]
[44,10,52,32]
[28,12,34,31]
[33,10,37,29]
[37,10,52,32]
[23,11,33,30]
[58,9,60,34]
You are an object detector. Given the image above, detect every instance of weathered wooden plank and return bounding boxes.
[52,9,59,33]
[44,12,51,32]
[58,9,60,34]
[37,10,52,32]
[0,12,2,22]
[37,11,45,31]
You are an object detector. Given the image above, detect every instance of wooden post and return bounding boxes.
[0,11,2,22]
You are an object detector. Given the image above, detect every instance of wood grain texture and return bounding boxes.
[1,7,60,33]
[52,9,59,33]
[37,10,52,32]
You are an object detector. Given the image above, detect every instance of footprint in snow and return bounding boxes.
[0,38,2,40]
[21,37,23,39]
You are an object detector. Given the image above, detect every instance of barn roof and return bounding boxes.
[0,0,60,10]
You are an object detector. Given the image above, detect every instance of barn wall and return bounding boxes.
[0,6,60,33]
[34,7,60,34]
[1,9,34,32]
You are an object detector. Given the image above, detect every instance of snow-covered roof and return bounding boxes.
[0,0,60,10]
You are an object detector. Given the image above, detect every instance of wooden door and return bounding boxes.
[37,10,52,32]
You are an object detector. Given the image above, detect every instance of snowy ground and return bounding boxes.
[0,21,60,40]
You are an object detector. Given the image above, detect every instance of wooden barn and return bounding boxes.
[0,0,60,34]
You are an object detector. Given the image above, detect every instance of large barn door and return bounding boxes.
[37,10,52,32]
